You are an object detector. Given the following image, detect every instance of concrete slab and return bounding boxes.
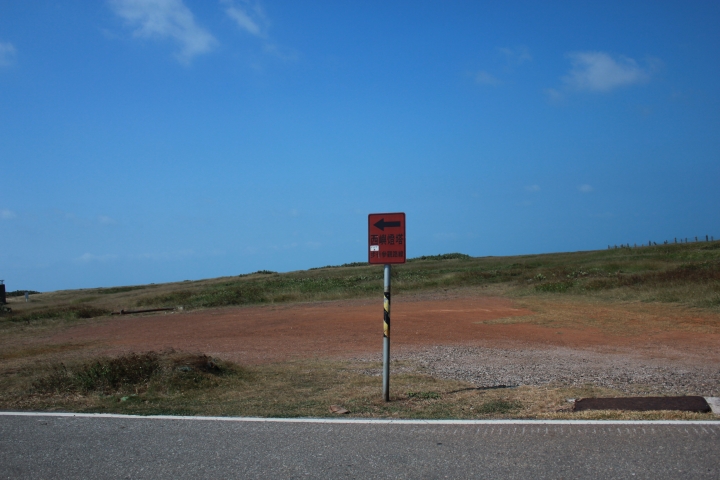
[573,396,711,412]
[705,397,720,415]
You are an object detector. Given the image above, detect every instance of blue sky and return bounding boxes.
[1,1,719,292]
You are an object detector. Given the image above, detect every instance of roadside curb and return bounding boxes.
[0,412,718,425]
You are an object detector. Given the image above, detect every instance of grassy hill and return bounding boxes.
[3,241,720,324]
[1,241,719,420]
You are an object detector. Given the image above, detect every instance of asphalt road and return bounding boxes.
[1,414,718,479]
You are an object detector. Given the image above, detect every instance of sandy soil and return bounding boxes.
[44,293,720,369]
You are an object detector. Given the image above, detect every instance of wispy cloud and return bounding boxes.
[498,46,532,65]
[223,0,297,61]
[543,87,564,103]
[109,0,217,64]
[475,71,501,86]
[473,46,530,89]
[76,253,118,263]
[562,52,651,92]
[53,210,117,227]
[223,0,267,37]
[525,185,541,193]
[578,184,594,193]
[127,249,195,261]
[262,42,298,62]
[0,209,16,219]
[0,42,16,67]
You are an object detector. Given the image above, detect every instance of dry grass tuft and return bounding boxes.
[1,353,716,421]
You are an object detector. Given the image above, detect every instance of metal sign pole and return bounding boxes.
[368,212,405,402]
[383,264,391,402]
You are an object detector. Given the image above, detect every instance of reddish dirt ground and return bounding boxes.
[46,294,720,365]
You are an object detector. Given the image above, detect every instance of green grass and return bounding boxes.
[3,241,720,326]
[135,242,720,310]
[3,305,111,324]
[30,352,242,397]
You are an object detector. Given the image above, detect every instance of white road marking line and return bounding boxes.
[0,411,718,425]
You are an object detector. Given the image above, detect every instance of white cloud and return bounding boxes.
[0,42,16,67]
[475,71,501,86]
[223,0,297,62]
[224,0,267,37]
[563,52,650,92]
[109,0,217,63]
[98,215,116,225]
[543,87,564,103]
[0,209,16,219]
[578,184,594,193]
[76,253,118,263]
[498,46,532,65]
[262,42,299,62]
[525,185,541,192]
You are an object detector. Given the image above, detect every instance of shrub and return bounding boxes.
[535,281,574,293]
[33,353,160,394]
[408,253,471,262]
[9,305,110,323]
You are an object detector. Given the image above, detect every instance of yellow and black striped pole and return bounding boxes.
[383,264,391,402]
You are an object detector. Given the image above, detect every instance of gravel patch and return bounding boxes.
[357,345,720,396]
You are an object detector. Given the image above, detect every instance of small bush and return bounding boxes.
[32,364,75,394]
[75,353,160,392]
[9,305,110,323]
[96,286,147,295]
[535,281,574,293]
[584,279,614,291]
[408,253,471,262]
[172,354,225,375]
[33,353,160,394]
[6,290,41,297]
[32,352,247,397]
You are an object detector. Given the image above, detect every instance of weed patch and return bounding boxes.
[33,353,161,394]
[28,351,250,403]
[535,281,574,293]
[476,399,522,414]
[2,356,717,420]
[408,391,441,399]
[96,286,148,295]
[6,305,110,323]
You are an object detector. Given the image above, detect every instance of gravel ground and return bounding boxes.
[359,345,720,396]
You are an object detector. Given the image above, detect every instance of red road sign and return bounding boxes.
[368,212,406,264]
